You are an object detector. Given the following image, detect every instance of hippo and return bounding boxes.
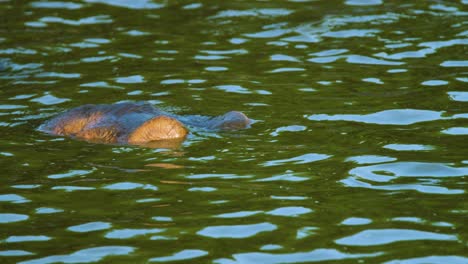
[39,102,251,145]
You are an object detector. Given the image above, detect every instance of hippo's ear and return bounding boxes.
[128,116,188,144]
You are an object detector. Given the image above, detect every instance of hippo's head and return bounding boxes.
[208,111,251,130]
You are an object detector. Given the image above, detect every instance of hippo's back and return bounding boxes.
[39,102,167,143]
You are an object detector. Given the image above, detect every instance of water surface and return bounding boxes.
[0,0,467,263]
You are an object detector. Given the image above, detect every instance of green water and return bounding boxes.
[0,0,467,263]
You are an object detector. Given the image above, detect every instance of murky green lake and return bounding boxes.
[1,0,467,263]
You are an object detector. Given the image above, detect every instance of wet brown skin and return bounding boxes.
[39,102,251,145]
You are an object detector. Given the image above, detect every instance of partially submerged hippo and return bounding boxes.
[39,102,251,145]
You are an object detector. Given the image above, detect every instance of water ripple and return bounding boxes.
[18,246,135,264]
[269,67,305,73]
[266,206,313,217]
[48,169,95,179]
[188,187,217,192]
[51,186,95,192]
[195,55,228,60]
[68,222,112,233]
[35,207,63,214]
[30,1,83,9]
[422,80,448,86]
[187,174,251,180]
[384,255,468,264]
[448,92,468,102]
[12,185,41,189]
[152,216,172,222]
[215,85,251,94]
[341,217,372,226]
[323,29,380,38]
[149,249,208,262]
[342,161,467,194]
[35,72,81,79]
[440,60,468,67]
[0,213,29,223]
[201,49,248,55]
[211,9,293,19]
[114,75,145,84]
[348,162,468,182]
[245,29,290,39]
[215,211,263,218]
[345,155,397,165]
[441,127,468,135]
[136,198,161,203]
[0,250,34,256]
[102,182,158,191]
[31,93,70,105]
[383,144,434,151]
[80,81,123,89]
[260,244,282,251]
[84,0,164,9]
[363,77,384,84]
[270,125,307,137]
[335,229,457,246]
[197,223,277,238]
[345,0,382,6]
[39,15,113,26]
[0,104,25,111]
[271,195,308,201]
[4,235,51,243]
[309,54,405,65]
[214,248,381,264]
[0,48,37,55]
[254,172,309,182]
[124,30,150,36]
[342,177,463,194]
[346,55,404,65]
[270,54,300,62]
[311,49,348,57]
[105,228,164,239]
[183,3,202,10]
[205,66,228,71]
[263,153,331,166]
[0,194,30,204]
[82,56,116,63]
[307,109,451,125]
